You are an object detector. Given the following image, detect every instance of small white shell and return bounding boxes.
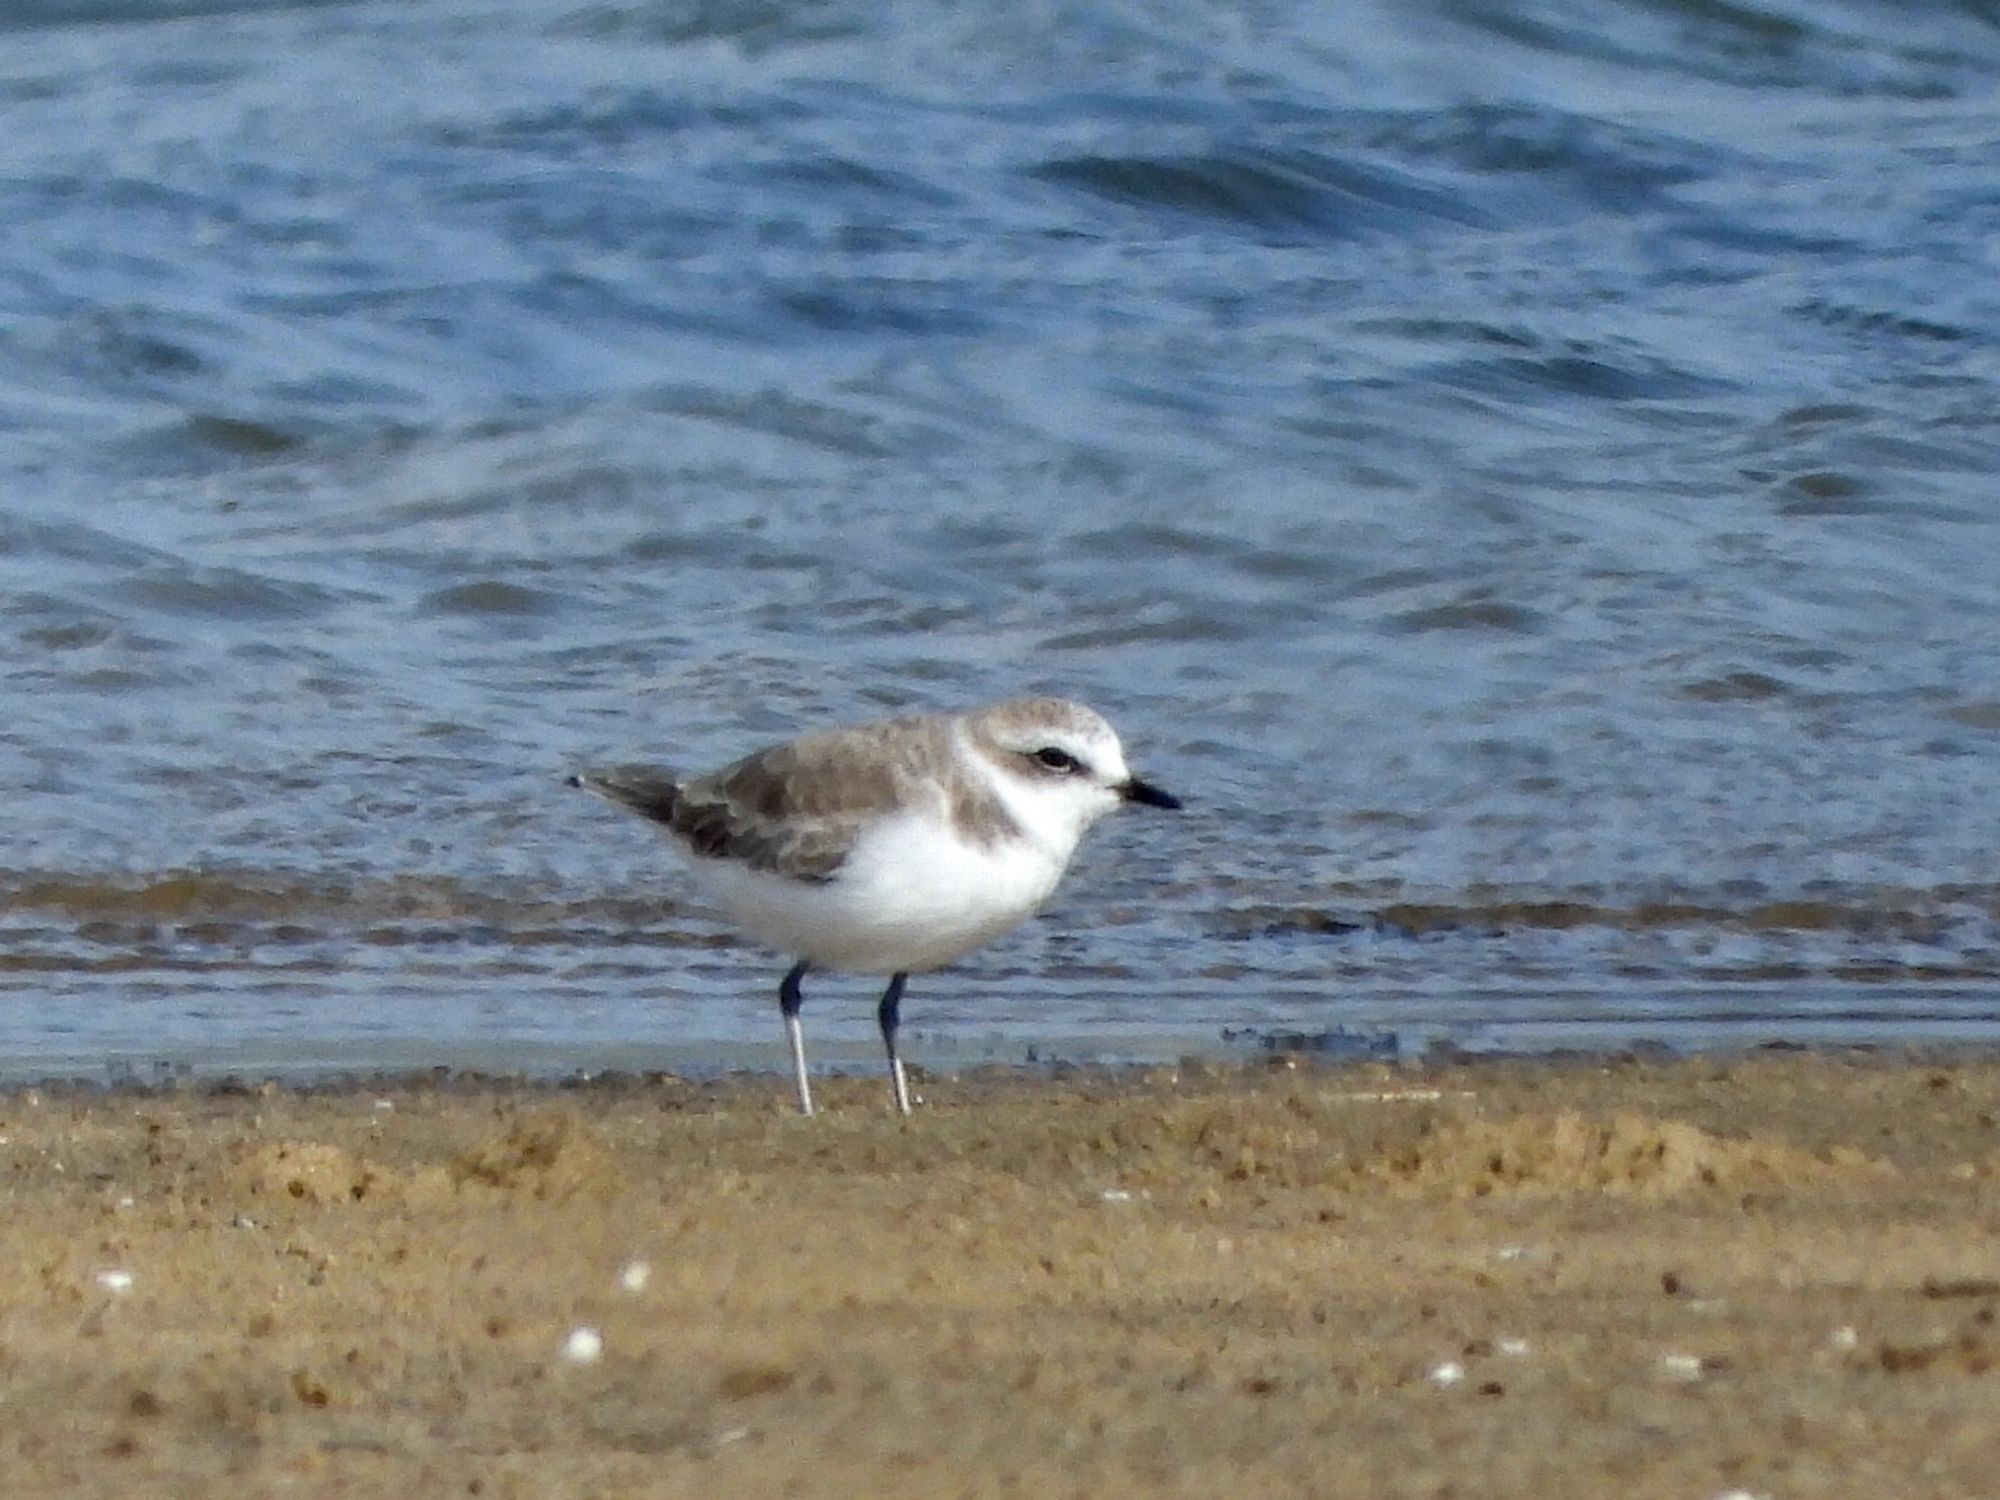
[1657,1352,1705,1383]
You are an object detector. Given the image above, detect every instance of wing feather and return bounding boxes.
[574,715,968,884]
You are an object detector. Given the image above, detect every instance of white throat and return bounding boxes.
[959,727,1099,866]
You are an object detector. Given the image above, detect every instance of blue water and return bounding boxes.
[3,0,1999,1080]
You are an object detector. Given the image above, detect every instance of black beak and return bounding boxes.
[1121,776,1182,810]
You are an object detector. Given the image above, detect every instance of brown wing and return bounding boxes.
[671,728,931,882]
[576,716,952,884]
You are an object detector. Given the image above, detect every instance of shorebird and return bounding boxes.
[570,697,1179,1115]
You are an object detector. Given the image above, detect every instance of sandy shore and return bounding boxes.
[2,1050,1996,1497]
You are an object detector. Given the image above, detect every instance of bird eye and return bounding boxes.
[1032,746,1081,774]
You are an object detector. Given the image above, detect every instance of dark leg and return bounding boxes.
[878,972,911,1116]
[780,960,813,1116]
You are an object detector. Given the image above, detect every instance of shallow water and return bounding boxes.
[4,0,1999,1080]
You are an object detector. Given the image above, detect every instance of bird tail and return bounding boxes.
[567,766,683,826]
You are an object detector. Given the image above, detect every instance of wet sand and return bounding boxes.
[2,1051,1996,1498]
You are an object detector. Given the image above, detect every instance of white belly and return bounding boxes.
[679,811,1070,974]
